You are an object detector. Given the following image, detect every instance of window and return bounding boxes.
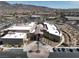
[69,49,73,52]
[61,48,65,52]
[53,48,56,52]
[76,48,79,52]
[57,48,61,52]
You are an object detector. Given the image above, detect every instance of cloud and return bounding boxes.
[69,1,79,5]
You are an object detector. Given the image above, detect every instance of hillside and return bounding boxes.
[0,1,79,16]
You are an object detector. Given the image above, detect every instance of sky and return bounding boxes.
[7,1,79,9]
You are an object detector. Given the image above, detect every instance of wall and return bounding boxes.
[1,38,23,45]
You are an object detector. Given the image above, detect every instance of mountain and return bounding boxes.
[0,1,54,14]
[0,1,11,6]
[0,1,79,16]
[0,1,14,14]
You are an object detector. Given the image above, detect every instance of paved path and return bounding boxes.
[56,23,79,47]
[23,41,52,58]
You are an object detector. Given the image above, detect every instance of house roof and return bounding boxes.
[6,22,36,31]
[44,22,62,36]
[66,16,79,20]
[1,32,26,39]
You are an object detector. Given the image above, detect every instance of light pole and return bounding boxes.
[35,22,42,53]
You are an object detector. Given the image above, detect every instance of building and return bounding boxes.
[0,21,63,45]
[43,22,62,42]
[65,16,79,24]
[0,22,36,45]
[1,32,26,45]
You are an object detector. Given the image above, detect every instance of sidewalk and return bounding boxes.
[23,41,52,58]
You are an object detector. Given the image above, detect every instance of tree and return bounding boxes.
[12,12,17,17]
